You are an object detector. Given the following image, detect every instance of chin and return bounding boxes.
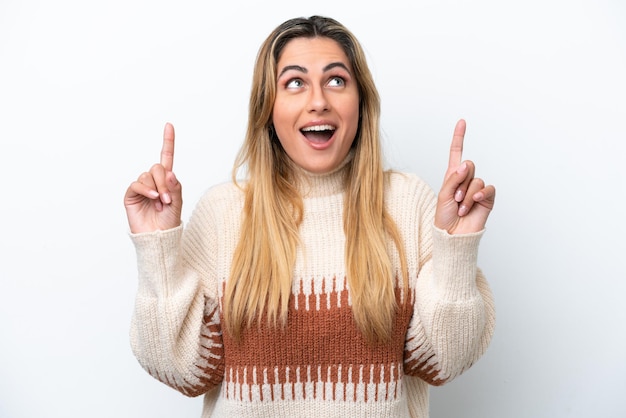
[304,161,337,174]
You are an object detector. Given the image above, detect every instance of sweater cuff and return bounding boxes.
[129,224,184,298]
[432,225,484,301]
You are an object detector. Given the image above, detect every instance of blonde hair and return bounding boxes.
[224,15,408,344]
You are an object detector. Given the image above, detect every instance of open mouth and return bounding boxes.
[301,124,336,144]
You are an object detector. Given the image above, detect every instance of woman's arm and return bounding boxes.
[404,226,495,385]
[129,224,224,397]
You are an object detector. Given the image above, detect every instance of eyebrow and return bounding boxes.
[277,62,351,79]
[323,62,351,74]
[278,65,307,78]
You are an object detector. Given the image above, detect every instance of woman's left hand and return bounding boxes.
[435,119,496,235]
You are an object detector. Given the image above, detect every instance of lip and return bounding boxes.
[300,120,337,150]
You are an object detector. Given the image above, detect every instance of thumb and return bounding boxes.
[166,171,183,205]
[440,161,471,201]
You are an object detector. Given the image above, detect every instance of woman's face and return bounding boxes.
[272,37,360,174]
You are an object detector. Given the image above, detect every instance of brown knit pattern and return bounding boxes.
[217,276,442,403]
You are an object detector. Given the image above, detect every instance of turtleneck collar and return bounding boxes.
[290,150,355,198]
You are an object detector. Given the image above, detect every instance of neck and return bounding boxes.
[289,151,354,198]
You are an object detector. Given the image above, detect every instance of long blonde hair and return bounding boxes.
[224,15,408,344]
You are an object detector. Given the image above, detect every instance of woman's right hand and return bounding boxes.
[124,123,183,234]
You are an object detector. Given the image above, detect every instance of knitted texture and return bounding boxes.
[129,162,495,417]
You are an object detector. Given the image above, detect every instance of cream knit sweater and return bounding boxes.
[129,160,495,417]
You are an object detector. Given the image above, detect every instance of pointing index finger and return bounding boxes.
[160,122,175,172]
[448,119,466,170]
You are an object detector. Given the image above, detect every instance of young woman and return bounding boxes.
[124,15,496,417]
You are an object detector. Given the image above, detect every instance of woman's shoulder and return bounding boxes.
[195,180,245,213]
[203,180,244,197]
[385,170,435,196]
[384,170,437,221]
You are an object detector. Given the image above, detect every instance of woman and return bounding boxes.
[124,15,496,417]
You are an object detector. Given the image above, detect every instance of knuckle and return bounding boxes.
[472,178,485,188]
[138,172,151,182]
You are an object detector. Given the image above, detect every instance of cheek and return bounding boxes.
[342,94,360,119]
[271,106,294,151]
[272,99,295,130]
[344,100,361,136]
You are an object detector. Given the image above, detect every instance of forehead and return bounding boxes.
[277,37,351,67]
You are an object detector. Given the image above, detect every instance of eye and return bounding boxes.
[327,76,345,87]
[286,78,304,89]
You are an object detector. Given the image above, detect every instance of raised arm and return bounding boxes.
[404,120,496,384]
[126,124,224,397]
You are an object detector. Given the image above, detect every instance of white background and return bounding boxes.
[1,0,625,417]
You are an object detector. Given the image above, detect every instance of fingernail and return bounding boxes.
[149,190,159,198]
[456,162,467,174]
[473,192,484,201]
[455,189,464,202]
[458,205,468,216]
[162,192,171,204]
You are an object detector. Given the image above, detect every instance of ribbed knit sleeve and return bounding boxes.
[390,173,495,387]
[407,227,495,384]
[129,186,229,397]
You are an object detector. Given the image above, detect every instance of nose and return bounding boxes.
[307,85,330,113]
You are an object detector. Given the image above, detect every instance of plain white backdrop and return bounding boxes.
[1,0,625,417]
